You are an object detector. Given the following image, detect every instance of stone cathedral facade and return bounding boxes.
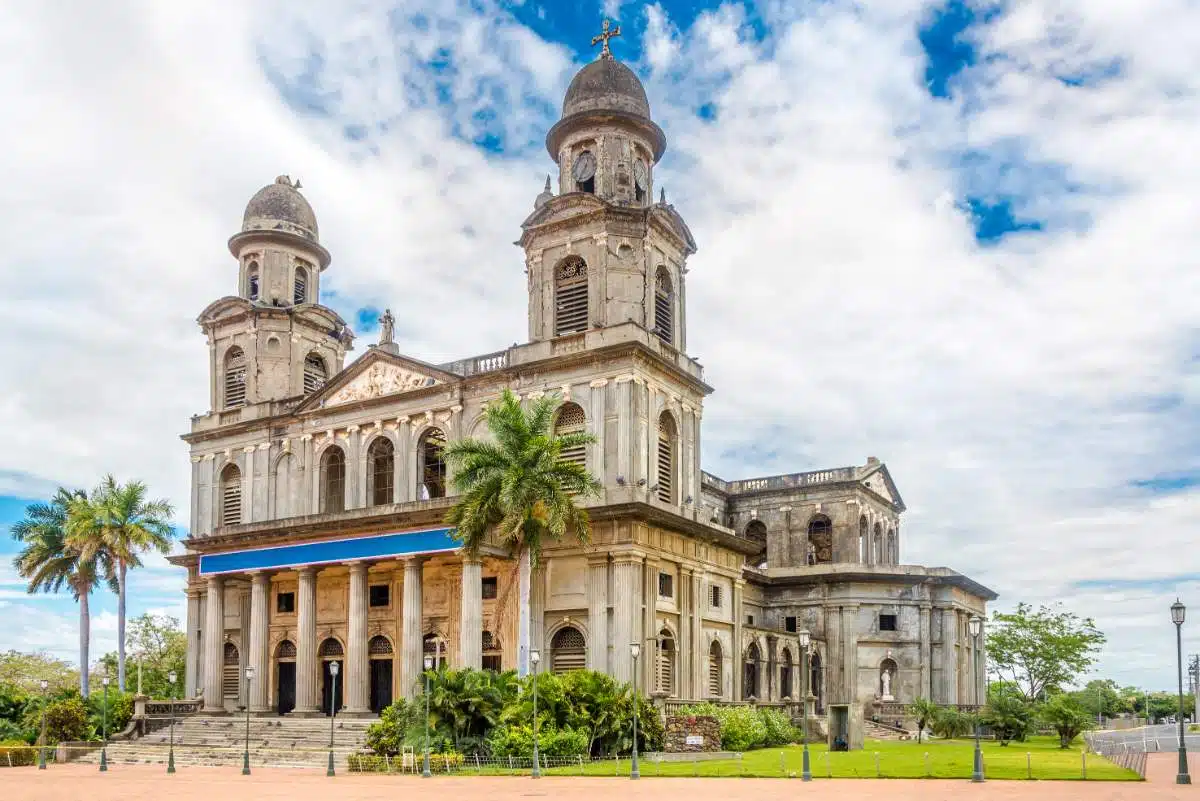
[172,40,995,739]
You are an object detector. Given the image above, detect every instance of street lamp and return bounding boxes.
[99,675,110,772]
[422,654,433,778]
[530,649,542,778]
[327,660,339,777]
[242,665,255,776]
[167,670,177,774]
[38,679,48,770]
[1172,599,1191,785]
[968,615,984,783]
[799,630,812,781]
[630,642,641,780]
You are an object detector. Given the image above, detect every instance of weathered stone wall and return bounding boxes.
[663,714,721,752]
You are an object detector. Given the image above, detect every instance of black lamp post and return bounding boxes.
[1172,599,1191,785]
[630,642,641,780]
[530,649,541,778]
[799,630,812,781]
[99,675,110,772]
[38,679,48,770]
[327,660,339,777]
[242,665,254,776]
[968,615,984,782]
[167,670,177,774]
[422,654,433,778]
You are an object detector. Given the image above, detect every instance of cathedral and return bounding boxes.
[171,30,995,746]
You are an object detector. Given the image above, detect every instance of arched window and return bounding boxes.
[222,641,240,701]
[367,437,395,507]
[810,651,823,713]
[708,640,723,698]
[303,353,327,395]
[656,412,677,504]
[656,629,676,695]
[422,633,447,670]
[744,519,767,569]
[553,402,587,469]
[293,265,308,304]
[808,515,832,564]
[320,446,346,514]
[275,639,296,660]
[553,257,589,337]
[417,428,446,499]
[247,261,260,301]
[223,346,247,408]
[319,638,344,659]
[550,626,586,673]
[274,453,296,519]
[781,647,794,699]
[887,528,897,564]
[873,522,883,564]
[219,464,242,527]
[744,641,761,700]
[859,516,869,563]
[653,267,674,346]
[572,150,596,194]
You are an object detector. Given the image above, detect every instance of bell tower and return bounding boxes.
[197,176,352,413]
[519,22,696,351]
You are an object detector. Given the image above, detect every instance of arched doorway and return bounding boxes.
[808,515,833,564]
[810,651,824,714]
[708,640,723,698]
[275,639,296,714]
[368,635,394,713]
[319,638,344,716]
[744,641,761,700]
[656,629,676,696]
[550,626,586,673]
[222,642,240,706]
[780,647,794,700]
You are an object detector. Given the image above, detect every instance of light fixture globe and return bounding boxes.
[39,679,48,691]
[330,660,339,677]
[102,676,110,687]
[798,629,811,649]
[530,649,541,666]
[168,670,177,685]
[969,615,983,638]
[1171,599,1186,625]
[423,654,434,671]
[244,664,255,681]
[630,642,641,659]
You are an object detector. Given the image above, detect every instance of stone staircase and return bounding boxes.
[74,715,376,770]
[865,720,914,741]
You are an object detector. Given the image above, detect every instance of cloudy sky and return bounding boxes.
[0,0,1197,691]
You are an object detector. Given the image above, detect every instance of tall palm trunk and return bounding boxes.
[117,560,127,692]
[517,546,531,678]
[78,587,90,698]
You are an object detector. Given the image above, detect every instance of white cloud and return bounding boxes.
[0,0,1197,689]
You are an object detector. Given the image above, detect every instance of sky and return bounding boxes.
[0,0,1197,692]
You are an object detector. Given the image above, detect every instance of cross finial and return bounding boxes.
[591,18,621,60]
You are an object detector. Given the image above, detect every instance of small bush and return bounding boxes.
[42,697,89,744]
[0,740,38,767]
[759,707,800,747]
[680,703,767,751]
[365,700,419,756]
[929,707,975,739]
[488,724,588,757]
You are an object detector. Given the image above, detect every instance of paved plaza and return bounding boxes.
[4,753,1194,801]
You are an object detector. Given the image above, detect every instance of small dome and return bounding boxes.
[241,175,319,243]
[562,58,650,120]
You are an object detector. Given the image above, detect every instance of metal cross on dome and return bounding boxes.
[591,18,621,60]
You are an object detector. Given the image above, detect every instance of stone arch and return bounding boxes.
[707,638,724,698]
[549,625,587,674]
[887,527,897,564]
[743,640,762,700]
[873,522,883,564]
[553,256,589,337]
[810,650,823,713]
[222,641,240,702]
[319,444,346,514]
[271,451,298,519]
[780,646,795,699]
[653,266,674,346]
[303,351,327,394]
[222,345,247,409]
[553,401,587,469]
[807,514,833,564]
[859,515,869,563]
[416,426,447,500]
[656,626,676,696]
[218,463,242,527]
[655,411,678,504]
[274,639,296,660]
[366,435,395,507]
[246,261,260,301]
[293,264,309,304]
[879,657,898,700]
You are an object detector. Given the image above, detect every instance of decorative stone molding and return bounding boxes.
[589,378,609,388]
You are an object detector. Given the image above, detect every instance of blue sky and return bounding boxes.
[0,0,1198,690]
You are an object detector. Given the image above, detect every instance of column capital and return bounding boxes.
[460,551,482,566]
[586,553,610,568]
[206,574,224,588]
[347,560,369,572]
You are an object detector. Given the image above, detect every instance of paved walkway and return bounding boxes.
[4,755,1194,801]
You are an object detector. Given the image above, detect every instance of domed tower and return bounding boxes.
[521,21,696,349]
[197,176,352,413]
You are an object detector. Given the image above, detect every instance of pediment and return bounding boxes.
[859,464,906,511]
[520,192,606,230]
[297,348,459,412]
[650,204,697,254]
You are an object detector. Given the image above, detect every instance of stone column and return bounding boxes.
[678,567,692,699]
[202,576,224,712]
[919,603,932,700]
[294,567,320,714]
[690,570,703,698]
[941,607,958,705]
[587,556,609,673]
[401,557,424,699]
[766,636,777,702]
[345,561,370,715]
[459,556,483,670]
[185,589,201,700]
[643,557,658,693]
[732,579,744,700]
[841,605,859,705]
[248,572,271,713]
[616,376,632,484]
[824,605,841,702]
[611,554,642,684]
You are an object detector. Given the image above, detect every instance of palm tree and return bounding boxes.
[11,489,114,697]
[909,696,940,743]
[68,476,175,692]
[443,389,600,677]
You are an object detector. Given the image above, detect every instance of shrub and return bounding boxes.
[1039,694,1092,748]
[0,740,38,767]
[87,691,133,738]
[488,724,588,757]
[0,720,32,744]
[680,703,767,751]
[981,693,1034,745]
[42,697,89,744]
[759,707,800,747]
[365,699,420,756]
[929,707,974,739]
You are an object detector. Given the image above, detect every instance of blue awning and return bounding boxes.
[198,527,460,576]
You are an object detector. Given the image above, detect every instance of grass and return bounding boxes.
[530,736,1140,780]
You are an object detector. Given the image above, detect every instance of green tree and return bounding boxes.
[986,602,1106,702]
[908,697,939,743]
[443,390,600,677]
[10,490,114,697]
[929,706,975,739]
[1069,678,1126,722]
[1040,693,1093,748]
[980,692,1034,745]
[67,476,174,692]
[0,651,79,695]
[96,614,187,698]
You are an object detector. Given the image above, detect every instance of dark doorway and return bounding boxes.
[321,660,343,716]
[276,662,296,715]
[369,659,393,713]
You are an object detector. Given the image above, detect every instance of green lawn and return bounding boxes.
[532,736,1139,780]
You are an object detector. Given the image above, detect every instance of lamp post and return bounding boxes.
[167,670,177,774]
[99,675,110,772]
[799,630,812,781]
[1172,599,1191,785]
[530,649,541,778]
[38,679,48,770]
[242,665,254,776]
[630,642,641,780]
[968,615,984,782]
[422,654,433,778]
[327,660,339,777]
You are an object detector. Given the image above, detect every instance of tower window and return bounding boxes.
[219,464,241,527]
[247,261,260,301]
[418,428,447,499]
[320,446,346,514]
[879,613,898,631]
[303,353,327,394]
[653,267,674,346]
[785,616,797,633]
[572,150,596,194]
[710,584,722,609]
[293,265,308,304]
[553,402,587,469]
[223,346,246,408]
[553,257,589,337]
[656,411,677,503]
